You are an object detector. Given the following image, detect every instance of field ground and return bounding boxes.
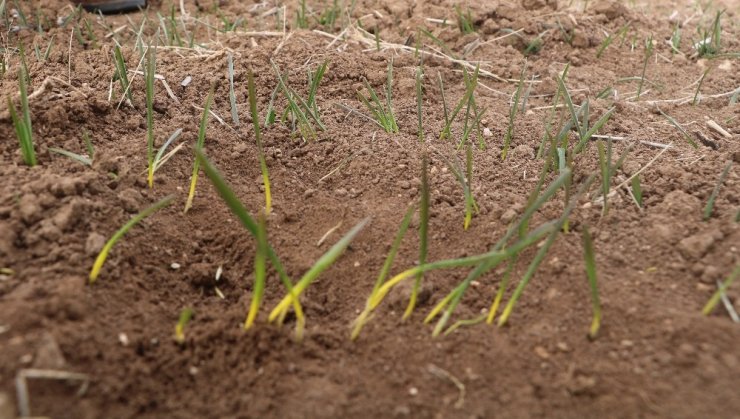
[0,0,739,417]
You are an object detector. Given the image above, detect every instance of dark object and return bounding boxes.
[70,0,146,13]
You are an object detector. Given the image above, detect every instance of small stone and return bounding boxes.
[85,233,106,255]
[335,188,348,197]
[189,366,199,375]
[119,333,129,346]
[500,208,517,224]
[556,342,570,352]
[181,76,192,87]
[408,387,418,396]
[399,180,411,189]
[534,346,550,359]
[171,263,181,270]
[349,188,361,198]
[620,339,634,348]
[483,127,493,137]
[303,189,316,198]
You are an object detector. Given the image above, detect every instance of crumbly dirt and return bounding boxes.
[1,0,739,418]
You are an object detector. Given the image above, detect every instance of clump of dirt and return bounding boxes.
[1,0,739,417]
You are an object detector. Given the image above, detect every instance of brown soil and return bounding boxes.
[1,0,739,418]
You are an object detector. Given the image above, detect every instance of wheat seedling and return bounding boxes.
[113,45,132,104]
[228,53,239,127]
[403,156,430,319]
[184,86,215,213]
[357,58,398,133]
[195,149,304,333]
[693,67,710,105]
[581,225,601,338]
[247,68,273,215]
[702,265,740,316]
[703,161,732,221]
[268,218,369,339]
[636,35,653,100]
[245,213,268,330]
[351,204,415,339]
[89,196,174,283]
[502,64,526,160]
[7,60,35,166]
[145,45,156,187]
[174,307,193,344]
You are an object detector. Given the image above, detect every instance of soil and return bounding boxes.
[1,0,739,418]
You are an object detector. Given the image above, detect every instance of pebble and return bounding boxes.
[534,346,550,359]
[408,387,418,396]
[620,339,634,348]
[399,180,411,189]
[483,127,492,137]
[500,208,517,224]
[85,233,106,255]
[335,188,348,197]
[171,263,181,270]
[118,333,129,346]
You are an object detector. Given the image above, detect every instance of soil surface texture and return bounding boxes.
[1,0,739,418]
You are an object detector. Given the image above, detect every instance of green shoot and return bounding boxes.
[248,68,272,215]
[145,45,156,187]
[113,45,132,103]
[357,59,398,133]
[245,213,268,330]
[502,64,526,160]
[658,108,698,148]
[416,65,424,141]
[596,139,612,216]
[670,24,681,54]
[295,0,308,29]
[7,60,35,166]
[596,33,614,58]
[497,174,597,327]
[581,225,601,339]
[351,204,415,339]
[429,170,585,335]
[404,156,430,319]
[636,35,653,100]
[151,128,182,175]
[228,53,239,127]
[82,130,94,161]
[703,161,732,221]
[439,65,479,141]
[271,60,326,140]
[184,86,215,214]
[89,196,174,283]
[455,5,475,34]
[174,307,193,344]
[447,148,479,230]
[306,59,328,114]
[695,10,723,57]
[702,265,740,316]
[631,174,643,208]
[48,147,91,166]
[316,0,340,29]
[194,149,304,335]
[693,67,710,105]
[268,218,369,339]
[439,72,450,129]
[486,258,517,324]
